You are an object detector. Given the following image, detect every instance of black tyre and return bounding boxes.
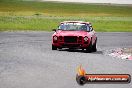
[92,38,97,52]
[52,45,57,50]
[86,40,92,53]
[76,75,86,85]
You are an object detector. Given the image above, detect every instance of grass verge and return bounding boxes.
[0,0,132,32]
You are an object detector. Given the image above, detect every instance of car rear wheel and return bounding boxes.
[52,45,57,50]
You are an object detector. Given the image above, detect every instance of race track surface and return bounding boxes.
[0,32,132,88]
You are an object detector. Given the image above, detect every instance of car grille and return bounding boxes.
[64,36,77,43]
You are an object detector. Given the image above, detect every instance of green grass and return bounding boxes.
[0,0,132,32]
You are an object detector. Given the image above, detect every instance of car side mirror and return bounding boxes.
[52,29,56,32]
[89,27,93,32]
[91,28,93,31]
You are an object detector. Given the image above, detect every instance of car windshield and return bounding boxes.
[58,23,90,31]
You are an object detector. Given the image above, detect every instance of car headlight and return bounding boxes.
[84,36,88,41]
[53,36,57,41]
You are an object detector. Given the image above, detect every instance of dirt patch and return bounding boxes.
[104,48,132,60]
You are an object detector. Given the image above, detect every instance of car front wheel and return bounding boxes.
[52,45,57,50]
[92,38,97,52]
[86,41,92,53]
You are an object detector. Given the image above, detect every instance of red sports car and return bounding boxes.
[52,21,97,52]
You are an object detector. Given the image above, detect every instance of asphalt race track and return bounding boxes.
[0,32,132,88]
